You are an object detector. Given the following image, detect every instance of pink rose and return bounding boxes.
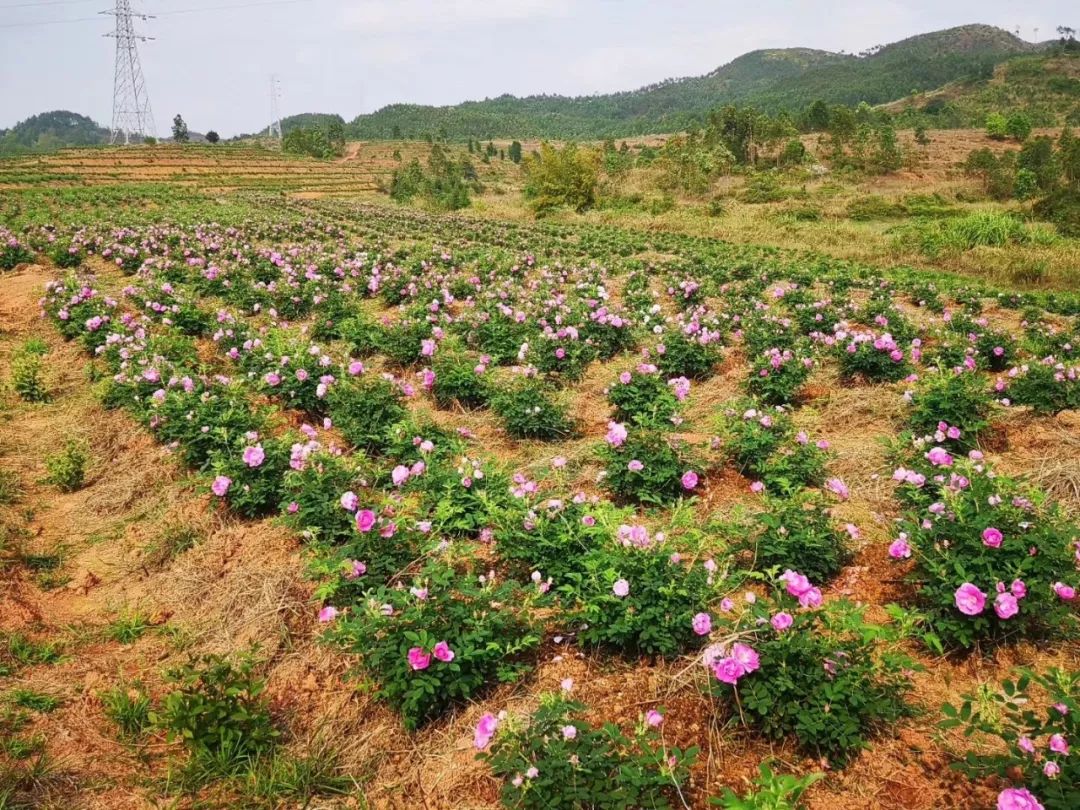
[955,582,987,616]
[713,657,745,685]
[318,606,338,623]
[997,787,1045,810]
[432,641,455,662]
[407,647,431,671]
[681,470,699,490]
[612,578,630,597]
[691,612,711,635]
[211,475,231,497]
[982,527,1003,548]
[771,612,793,631]
[474,713,499,749]
[242,445,265,467]
[994,592,1019,620]
[355,509,376,532]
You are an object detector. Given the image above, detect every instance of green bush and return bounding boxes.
[890,457,1079,651]
[11,352,48,402]
[986,112,1008,141]
[747,491,848,584]
[492,379,574,440]
[607,368,680,428]
[522,142,600,215]
[563,539,718,657]
[941,668,1080,810]
[907,369,993,451]
[327,561,541,729]
[600,428,697,505]
[712,761,824,809]
[432,352,491,409]
[707,582,914,764]
[656,332,724,380]
[719,402,829,495]
[1006,359,1080,415]
[327,376,407,451]
[482,694,697,810]
[745,348,812,406]
[152,653,279,769]
[44,439,88,492]
[207,436,291,518]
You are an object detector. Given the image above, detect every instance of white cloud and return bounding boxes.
[338,0,572,33]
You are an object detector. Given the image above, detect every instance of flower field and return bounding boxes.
[1,181,1079,809]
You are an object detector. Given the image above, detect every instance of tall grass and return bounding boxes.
[898,211,1058,257]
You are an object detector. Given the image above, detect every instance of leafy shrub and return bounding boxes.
[836,333,911,382]
[563,538,718,657]
[656,332,724,380]
[482,694,697,810]
[492,380,574,440]
[890,456,1079,650]
[986,112,1008,141]
[1006,112,1034,142]
[746,348,813,406]
[706,579,914,764]
[600,427,697,505]
[10,352,48,402]
[336,312,383,357]
[432,352,491,409]
[941,668,1080,810]
[1005,358,1080,415]
[712,761,824,809]
[907,369,993,451]
[0,234,33,270]
[423,454,508,538]
[719,401,829,495]
[151,653,279,769]
[328,561,541,729]
[44,439,88,492]
[208,436,290,518]
[327,376,407,451]
[974,329,1017,372]
[607,367,681,428]
[747,491,848,584]
[522,142,600,215]
[492,496,610,582]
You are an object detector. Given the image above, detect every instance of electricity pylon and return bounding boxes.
[102,1,156,144]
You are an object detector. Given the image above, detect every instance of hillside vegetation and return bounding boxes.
[0,111,108,154]
[889,53,1080,127]
[347,24,1040,139]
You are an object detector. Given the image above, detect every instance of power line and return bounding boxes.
[0,0,315,28]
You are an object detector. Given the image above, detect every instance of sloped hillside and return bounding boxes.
[347,24,1036,139]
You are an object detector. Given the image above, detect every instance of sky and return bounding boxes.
[0,0,1074,137]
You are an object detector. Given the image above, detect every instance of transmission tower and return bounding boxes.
[102,1,156,145]
[269,75,283,140]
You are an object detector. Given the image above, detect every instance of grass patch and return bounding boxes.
[105,613,153,644]
[142,523,202,570]
[5,689,62,714]
[0,470,21,506]
[0,632,64,677]
[895,211,1058,257]
[100,684,152,740]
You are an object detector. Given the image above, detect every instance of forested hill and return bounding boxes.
[347,24,1038,140]
[0,111,109,154]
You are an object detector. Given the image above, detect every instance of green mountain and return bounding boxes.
[347,24,1038,140]
[0,111,109,154]
[887,51,1080,128]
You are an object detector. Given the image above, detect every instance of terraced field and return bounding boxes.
[0,152,1078,810]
